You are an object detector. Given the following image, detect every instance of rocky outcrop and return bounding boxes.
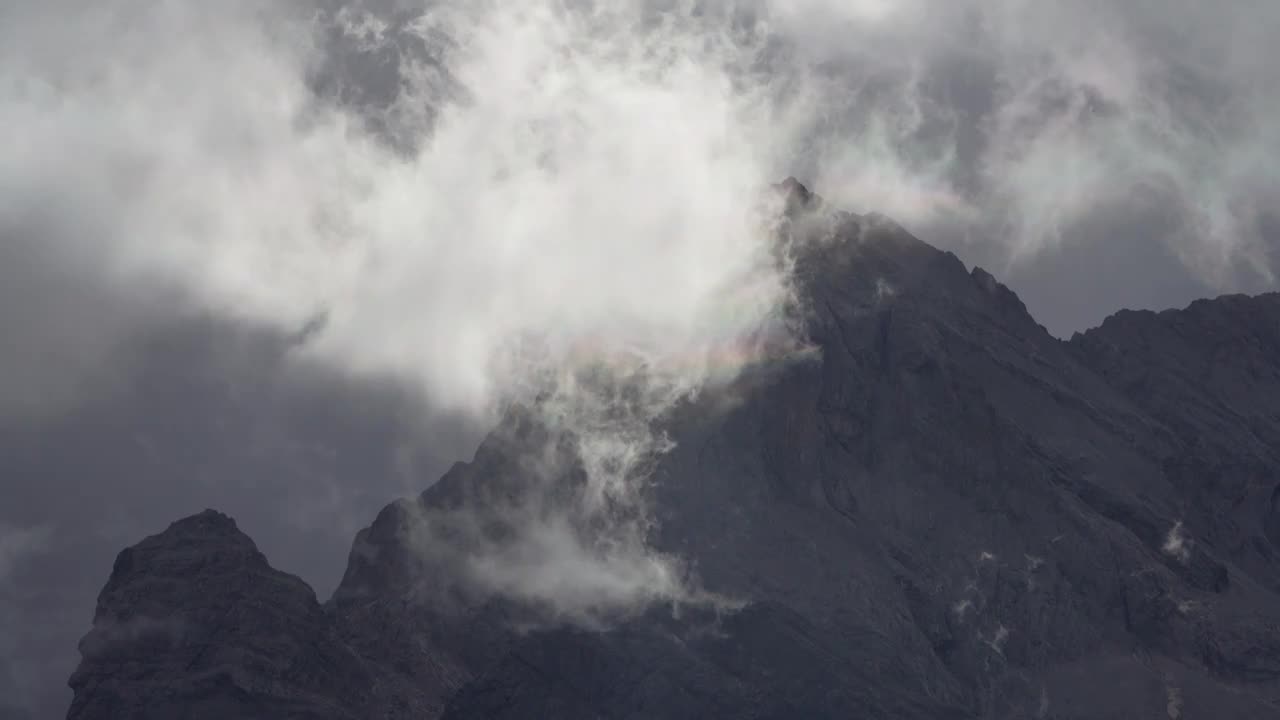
[66,511,374,720]
[66,182,1280,718]
[1071,294,1280,591]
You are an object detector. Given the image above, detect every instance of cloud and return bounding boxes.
[763,0,1280,288]
[2,0,799,411]
[0,0,808,620]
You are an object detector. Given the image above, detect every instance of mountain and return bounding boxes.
[0,313,477,720]
[66,511,373,720]
[65,181,1280,718]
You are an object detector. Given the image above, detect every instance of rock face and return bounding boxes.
[66,511,373,720]
[67,182,1280,718]
[1070,294,1280,584]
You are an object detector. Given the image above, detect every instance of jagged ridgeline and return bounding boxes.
[68,182,1280,719]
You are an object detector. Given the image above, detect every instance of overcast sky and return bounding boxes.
[2,1,1278,717]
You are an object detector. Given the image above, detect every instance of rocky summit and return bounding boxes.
[67,182,1280,718]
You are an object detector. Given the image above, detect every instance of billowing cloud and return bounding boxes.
[5,0,1279,411]
[1,0,809,622]
[763,0,1280,296]
[2,1,799,414]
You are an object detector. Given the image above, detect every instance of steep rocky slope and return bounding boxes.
[66,182,1280,718]
[1071,294,1280,581]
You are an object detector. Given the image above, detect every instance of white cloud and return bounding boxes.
[1,0,807,618]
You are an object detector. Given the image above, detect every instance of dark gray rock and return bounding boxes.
[441,601,971,720]
[66,181,1280,718]
[66,510,374,720]
[1071,293,1280,592]
[429,183,1280,718]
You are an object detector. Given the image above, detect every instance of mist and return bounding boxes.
[4,0,815,622]
[5,0,1278,407]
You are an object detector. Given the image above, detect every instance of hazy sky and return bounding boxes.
[1,1,1277,717]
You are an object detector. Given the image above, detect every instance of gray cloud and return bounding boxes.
[3,0,1277,410]
[756,0,1280,329]
[2,0,809,624]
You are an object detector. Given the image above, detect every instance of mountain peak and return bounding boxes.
[68,510,376,720]
[103,508,261,584]
[773,175,822,216]
[163,508,240,535]
[65,191,1280,719]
